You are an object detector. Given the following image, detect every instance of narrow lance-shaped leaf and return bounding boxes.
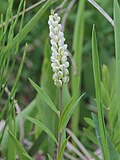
[83,128,98,145]
[58,137,70,160]
[106,133,118,160]
[59,93,85,132]
[8,131,32,160]
[29,78,59,117]
[84,117,94,128]
[59,97,74,131]
[22,153,34,160]
[114,0,120,124]
[71,0,85,135]
[92,113,119,160]
[47,154,53,160]
[92,25,109,160]
[22,115,57,144]
[92,113,103,152]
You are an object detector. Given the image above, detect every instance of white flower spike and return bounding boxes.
[48,10,69,87]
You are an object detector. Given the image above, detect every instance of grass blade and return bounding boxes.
[114,0,120,125]
[11,0,53,49]
[92,25,109,160]
[71,0,85,135]
[0,43,27,121]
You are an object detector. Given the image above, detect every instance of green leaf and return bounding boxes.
[71,0,86,135]
[59,97,74,131]
[91,113,103,152]
[8,131,32,160]
[101,82,110,108]
[114,0,120,124]
[59,93,85,132]
[29,78,60,117]
[92,25,109,160]
[22,153,34,160]
[106,134,118,160]
[101,65,110,90]
[22,115,57,144]
[83,128,98,145]
[92,25,101,106]
[47,154,53,160]
[58,137,70,160]
[84,117,94,128]
[92,113,118,160]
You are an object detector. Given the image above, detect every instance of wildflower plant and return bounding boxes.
[48,10,70,158]
[18,8,83,160]
[47,10,83,159]
[1,0,120,160]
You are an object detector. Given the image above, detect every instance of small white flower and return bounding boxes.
[48,10,69,87]
[54,79,62,87]
[62,76,69,84]
[64,69,69,75]
[61,56,67,63]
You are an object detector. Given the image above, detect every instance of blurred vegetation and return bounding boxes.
[0,0,114,108]
[0,0,118,159]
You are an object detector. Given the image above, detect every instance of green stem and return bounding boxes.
[57,87,62,159]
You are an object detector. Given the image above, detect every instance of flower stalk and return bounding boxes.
[48,10,69,159]
[57,87,62,157]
